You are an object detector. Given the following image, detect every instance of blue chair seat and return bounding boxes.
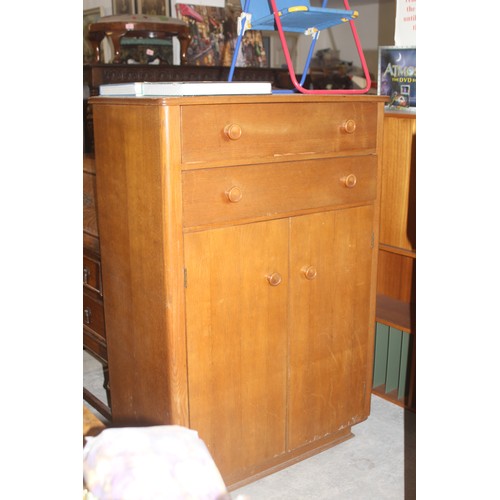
[250,7,357,33]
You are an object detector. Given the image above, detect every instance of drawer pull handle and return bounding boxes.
[84,307,92,325]
[83,266,90,284]
[267,272,282,286]
[342,119,357,134]
[226,186,243,203]
[342,174,357,188]
[303,266,317,280]
[224,123,242,140]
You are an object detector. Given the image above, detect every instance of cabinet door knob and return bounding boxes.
[267,272,282,286]
[224,123,242,140]
[342,119,357,134]
[303,265,317,280]
[226,186,243,203]
[341,173,357,188]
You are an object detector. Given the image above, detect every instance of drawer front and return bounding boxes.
[83,293,106,339]
[84,170,99,237]
[83,255,103,295]
[83,331,108,363]
[180,102,378,167]
[183,155,377,229]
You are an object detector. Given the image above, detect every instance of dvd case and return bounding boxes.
[378,46,416,113]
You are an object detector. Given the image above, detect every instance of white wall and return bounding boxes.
[83,0,113,15]
[294,0,396,78]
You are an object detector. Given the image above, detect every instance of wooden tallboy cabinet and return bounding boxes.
[90,94,386,488]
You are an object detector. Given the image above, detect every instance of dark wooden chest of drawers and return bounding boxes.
[83,154,110,419]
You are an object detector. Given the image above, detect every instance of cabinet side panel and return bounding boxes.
[92,103,188,425]
[184,220,288,480]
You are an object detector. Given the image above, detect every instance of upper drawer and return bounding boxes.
[83,254,103,295]
[83,293,106,339]
[182,155,377,229]
[180,102,378,167]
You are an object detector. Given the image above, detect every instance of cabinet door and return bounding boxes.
[288,206,375,450]
[184,219,288,479]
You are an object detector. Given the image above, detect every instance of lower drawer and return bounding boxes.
[83,293,106,339]
[182,155,377,229]
[84,330,108,363]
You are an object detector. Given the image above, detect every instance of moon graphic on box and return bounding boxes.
[395,52,402,62]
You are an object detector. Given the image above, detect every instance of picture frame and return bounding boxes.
[378,46,416,113]
[113,0,136,15]
[137,0,170,16]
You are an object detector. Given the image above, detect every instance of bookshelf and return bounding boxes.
[374,112,416,411]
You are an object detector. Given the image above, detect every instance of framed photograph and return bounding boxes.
[83,7,104,64]
[113,0,136,15]
[137,0,169,16]
[378,46,416,113]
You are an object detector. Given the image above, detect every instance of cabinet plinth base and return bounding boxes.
[226,426,354,491]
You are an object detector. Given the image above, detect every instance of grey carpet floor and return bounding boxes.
[84,350,109,405]
[231,395,415,500]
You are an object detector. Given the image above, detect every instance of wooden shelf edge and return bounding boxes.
[376,294,414,333]
[379,244,416,259]
[384,112,416,120]
[372,386,412,411]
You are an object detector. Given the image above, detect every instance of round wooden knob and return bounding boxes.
[224,123,242,140]
[342,174,357,188]
[267,272,282,286]
[226,186,243,203]
[342,119,357,134]
[303,266,317,280]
